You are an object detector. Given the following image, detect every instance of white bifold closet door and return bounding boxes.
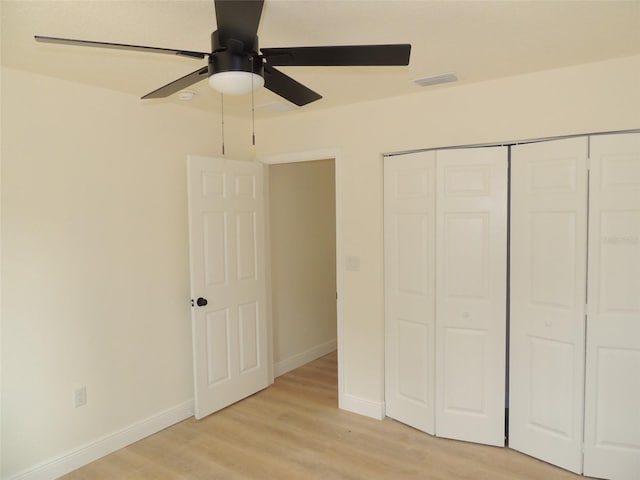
[385,146,507,447]
[384,151,436,435]
[583,133,640,480]
[510,132,640,480]
[509,137,589,474]
[434,147,507,446]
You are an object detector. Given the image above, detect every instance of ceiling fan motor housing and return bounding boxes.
[209,30,264,77]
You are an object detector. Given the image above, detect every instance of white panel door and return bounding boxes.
[384,151,436,434]
[187,156,270,419]
[584,133,640,480]
[509,137,588,473]
[435,146,508,446]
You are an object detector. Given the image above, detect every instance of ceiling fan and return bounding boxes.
[35,0,411,107]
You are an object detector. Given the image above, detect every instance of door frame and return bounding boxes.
[260,148,345,407]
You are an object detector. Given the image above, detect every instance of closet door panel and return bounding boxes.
[435,147,508,447]
[584,133,640,480]
[509,137,588,474]
[384,151,436,434]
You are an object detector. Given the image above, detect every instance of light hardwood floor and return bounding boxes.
[62,352,588,479]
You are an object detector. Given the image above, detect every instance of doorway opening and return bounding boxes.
[267,159,338,396]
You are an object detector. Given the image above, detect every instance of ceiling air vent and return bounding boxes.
[414,72,458,87]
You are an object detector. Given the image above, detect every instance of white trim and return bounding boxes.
[263,164,275,385]
[259,148,345,415]
[6,400,194,480]
[274,339,338,377]
[260,148,339,165]
[340,393,386,420]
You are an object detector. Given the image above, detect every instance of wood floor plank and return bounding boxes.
[61,351,589,479]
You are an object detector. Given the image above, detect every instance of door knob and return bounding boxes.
[196,297,208,307]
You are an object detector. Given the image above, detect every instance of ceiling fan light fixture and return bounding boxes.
[208,71,264,96]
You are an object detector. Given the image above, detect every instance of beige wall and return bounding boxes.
[269,160,337,372]
[256,55,640,412]
[0,66,252,477]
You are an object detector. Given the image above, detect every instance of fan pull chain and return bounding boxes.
[220,93,225,156]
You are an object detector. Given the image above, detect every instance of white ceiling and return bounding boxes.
[2,0,639,117]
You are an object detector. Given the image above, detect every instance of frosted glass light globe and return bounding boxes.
[208,71,264,96]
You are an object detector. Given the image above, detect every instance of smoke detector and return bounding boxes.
[177,90,196,101]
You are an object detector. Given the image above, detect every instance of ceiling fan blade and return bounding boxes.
[261,44,411,66]
[141,66,209,99]
[263,65,322,107]
[35,35,209,59]
[214,0,264,45]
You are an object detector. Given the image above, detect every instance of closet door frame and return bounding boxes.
[384,130,639,479]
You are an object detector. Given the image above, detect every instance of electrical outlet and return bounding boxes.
[74,386,87,408]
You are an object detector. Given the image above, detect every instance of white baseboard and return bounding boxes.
[7,400,194,480]
[274,339,337,377]
[340,393,385,420]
